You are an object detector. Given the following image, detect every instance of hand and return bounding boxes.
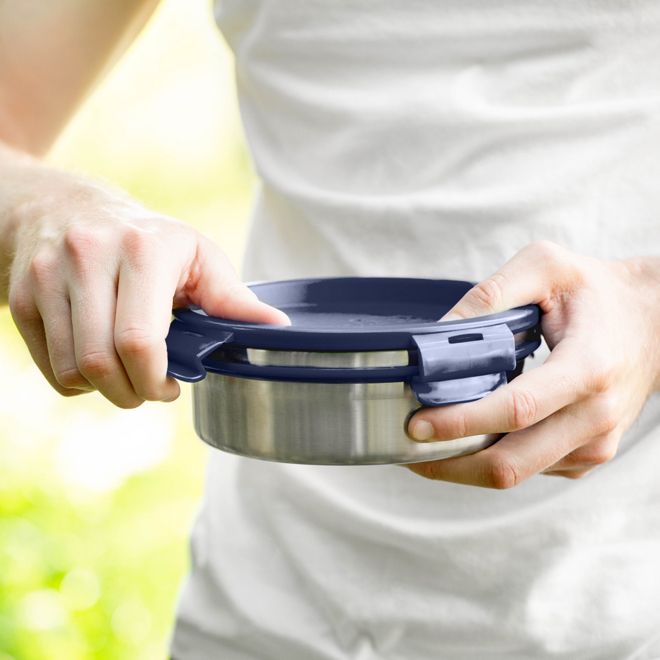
[7,179,290,408]
[405,240,660,488]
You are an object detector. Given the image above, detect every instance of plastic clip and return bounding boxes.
[410,323,516,406]
[166,319,234,382]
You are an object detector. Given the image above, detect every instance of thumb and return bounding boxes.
[437,241,574,322]
[187,236,291,326]
[437,276,509,322]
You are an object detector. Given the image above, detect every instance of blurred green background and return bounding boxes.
[0,2,251,658]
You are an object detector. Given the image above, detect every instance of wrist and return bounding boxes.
[0,142,73,303]
[620,255,660,392]
[0,141,38,303]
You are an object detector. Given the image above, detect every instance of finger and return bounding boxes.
[407,337,590,441]
[9,289,87,398]
[68,265,143,409]
[188,236,291,325]
[33,287,93,392]
[542,432,618,473]
[114,245,180,402]
[439,240,579,321]
[406,398,600,488]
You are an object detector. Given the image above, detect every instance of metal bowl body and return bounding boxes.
[167,277,541,465]
[190,349,526,465]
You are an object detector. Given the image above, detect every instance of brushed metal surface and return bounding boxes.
[192,373,502,465]
[241,329,533,369]
[246,348,410,368]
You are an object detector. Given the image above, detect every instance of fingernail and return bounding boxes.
[409,419,435,441]
[268,306,291,325]
[276,310,292,326]
[439,312,462,322]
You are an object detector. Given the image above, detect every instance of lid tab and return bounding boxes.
[410,323,516,406]
[166,319,233,382]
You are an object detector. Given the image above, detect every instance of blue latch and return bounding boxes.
[166,319,234,382]
[410,323,516,406]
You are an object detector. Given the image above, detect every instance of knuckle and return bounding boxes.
[584,447,617,466]
[588,362,617,394]
[540,241,593,295]
[120,227,153,260]
[115,327,158,357]
[215,280,249,306]
[63,225,102,264]
[451,410,469,439]
[77,349,116,381]
[54,366,89,390]
[597,413,619,437]
[28,251,57,284]
[469,276,504,314]
[593,394,620,434]
[526,240,581,283]
[8,286,36,321]
[483,455,520,490]
[527,239,566,263]
[567,439,618,468]
[582,442,618,466]
[507,388,538,430]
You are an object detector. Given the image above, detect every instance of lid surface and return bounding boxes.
[171,276,540,351]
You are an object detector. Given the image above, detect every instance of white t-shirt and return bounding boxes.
[170,2,660,658]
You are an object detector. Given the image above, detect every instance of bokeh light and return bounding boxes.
[0,1,251,657]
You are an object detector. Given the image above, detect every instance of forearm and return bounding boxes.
[0,0,162,302]
[0,0,160,155]
[0,141,43,305]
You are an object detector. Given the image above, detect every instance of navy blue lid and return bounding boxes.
[165,277,543,406]
[171,276,540,351]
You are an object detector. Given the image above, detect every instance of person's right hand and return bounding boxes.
[7,179,290,408]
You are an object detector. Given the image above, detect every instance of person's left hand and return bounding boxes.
[404,240,660,488]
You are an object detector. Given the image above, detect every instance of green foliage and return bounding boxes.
[0,422,203,659]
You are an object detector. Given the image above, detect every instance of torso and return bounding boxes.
[170,3,660,657]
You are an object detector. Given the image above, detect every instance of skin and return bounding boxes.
[0,4,658,481]
[0,1,290,409]
[405,241,660,488]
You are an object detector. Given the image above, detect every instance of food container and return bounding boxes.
[165,277,542,465]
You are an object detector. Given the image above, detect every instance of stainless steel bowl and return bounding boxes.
[166,277,541,465]
[191,346,526,465]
